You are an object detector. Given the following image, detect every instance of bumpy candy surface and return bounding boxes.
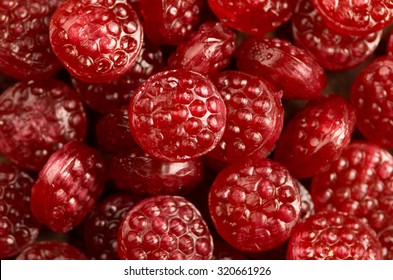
[118,195,214,260]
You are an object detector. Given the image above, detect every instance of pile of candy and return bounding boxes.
[1,0,392,260]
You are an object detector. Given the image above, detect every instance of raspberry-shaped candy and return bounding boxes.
[0,164,40,259]
[237,36,326,100]
[108,146,203,195]
[50,0,143,83]
[129,69,226,161]
[84,193,142,259]
[350,56,393,148]
[311,142,393,232]
[16,241,87,260]
[141,0,203,45]
[72,40,164,113]
[118,195,214,260]
[30,140,106,233]
[0,0,62,80]
[274,95,356,179]
[168,22,236,75]
[208,0,298,37]
[0,79,86,171]
[312,0,393,36]
[96,107,137,154]
[207,71,284,163]
[208,158,301,252]
[378,223,393,260]
[292,0,382,71]
[287,211,383,260]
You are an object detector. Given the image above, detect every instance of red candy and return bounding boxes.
[237,36,327,100]
[0,164,40,259]
[118,195,214,260]
[287,211,383,260]
[109,147,203,195]
[128,69,226,161]
[207,71,284,163]
[16,241,87,260]
[350,56,393,148]
[292,0,382,71]
[208,158,301,252]
[274,95,356,179]
[141,0,203,45]
[168,22,236,75]
[30,140,106,233]
[208,0,298,37]
[0,79,86,171]
[311,141,393,232]
[312,0,393,36]
[50,0,143,83]
[0,0,62,80]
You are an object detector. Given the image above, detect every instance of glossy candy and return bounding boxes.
[0,79,86,171]
[287,211,383,260]
[207,71,284,163]
[312,0,393,36]
[118,195,214,260]
[311,142,393,232]
[72,41,164,113]
[128,69,226,161]
[274,95,356,179]
[0,0,62,80]
[350,56,393,148]
[50,0,143,83]
[292,0,382,71]
[30,140,106,233]
[0,164,40,259]
[108,146,203,195]
[208,0,298,37]
[168,22,236,75]
[208,158,301,252]
[237,36,327,100]
[141,0,203,45]
[16,241,87,260]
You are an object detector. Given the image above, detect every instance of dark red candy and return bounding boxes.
[168,22,236,75]
[128,69,226,161]
[237,36,326,100]
[140,0,204,45]
[208,158,301,252]
[72,41,164,113]
[30,140,106,233]
[84,193,142,259]
[50,0,143,83]
[118,195,214,260]
[311,141,393,232]
[0,0,62,80]
[274,95,356,179]
[0,79,86,171]
[287,211,383,260]
[207,71,284,163]
[108,146,203,195]
[292,0,382,71]
[208,0,298,37]
[350,56,393,148]
[312,0,393,36]
[0,164,40,259]
[96,107,137,154]
[16,241,87,260]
